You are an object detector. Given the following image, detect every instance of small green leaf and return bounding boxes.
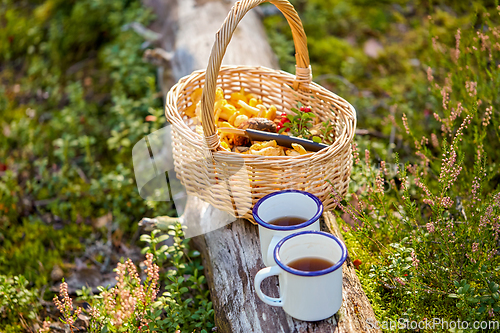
[312,136,322,143]
[157,234,169,243]
[140,234,151,242]
[479,295,492,302]
[466,296,479,303]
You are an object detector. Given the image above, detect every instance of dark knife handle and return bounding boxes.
[245,129,328,152]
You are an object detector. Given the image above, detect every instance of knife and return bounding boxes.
[217,127,328,152]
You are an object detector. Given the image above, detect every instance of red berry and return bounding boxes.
[300,106,305,111]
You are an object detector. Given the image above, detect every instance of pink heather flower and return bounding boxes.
[402,113,410,134]
[389,179,396,191]
[411,251,420,269]
[406,164,417,175]
[426,222,435,233]
[330,189,361,224]
[423,198,435,206]
[478,31,490,52]
[433,112,442,122]
[394,277,406,286]
[441,87,449,110]
[482,106,493,127]
[455,29,461,61]
[472,243,479,252]
[465,81,477,97]
[352,142,360,165]
[39,320,51,333]
[89,306,100,320]
[420,136,429,148]
[471,177,481,207]
[489,307,494,317]
[451,103,462,121]
[432,36,439,52]
[375,171,384,194]
[144,253,160,304]
[101,255,161,327]
[427,67,433,82]
[466,253,477,264]
[364,149,371,171]
[488,248,498,261]
[415,177,433,198]
[380,161,387,175]
[440,196,453,209]
[431,133,439,148]
[53,281,82,326]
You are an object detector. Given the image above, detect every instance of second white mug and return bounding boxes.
[254,230,347,321]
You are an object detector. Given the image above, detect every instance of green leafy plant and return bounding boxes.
[0,0,179,330]
[0,275,41,332]
[142,223,215,332]
[278,102,316,138]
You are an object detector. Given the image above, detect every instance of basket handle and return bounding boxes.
[200,0,311,150]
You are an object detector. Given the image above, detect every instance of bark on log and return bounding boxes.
[144,0,380,331]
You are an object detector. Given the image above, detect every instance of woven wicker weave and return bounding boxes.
[165,0,356,221]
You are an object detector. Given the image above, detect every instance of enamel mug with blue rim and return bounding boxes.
[254,231,348,321]
[253,190,323,266]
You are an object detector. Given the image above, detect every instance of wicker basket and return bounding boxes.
[165,0,356,221]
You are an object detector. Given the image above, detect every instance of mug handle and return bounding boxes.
[254,266,284,307]
[266,235,281,266]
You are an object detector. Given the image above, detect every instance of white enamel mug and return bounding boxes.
[253,190,323,266]
[254,231,347,321]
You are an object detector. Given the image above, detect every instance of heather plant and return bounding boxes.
[267,0,500,330]
[53,280,82,330]
[51,253,160,332]
[332,8,499,332]
[50,223,214,333]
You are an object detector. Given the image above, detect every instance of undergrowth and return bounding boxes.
[1,0,212,331]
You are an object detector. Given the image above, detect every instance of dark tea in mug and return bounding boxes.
[268,216,308,227]
[286,257,335,272]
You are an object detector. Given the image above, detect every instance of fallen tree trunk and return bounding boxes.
[144,0,380,331]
